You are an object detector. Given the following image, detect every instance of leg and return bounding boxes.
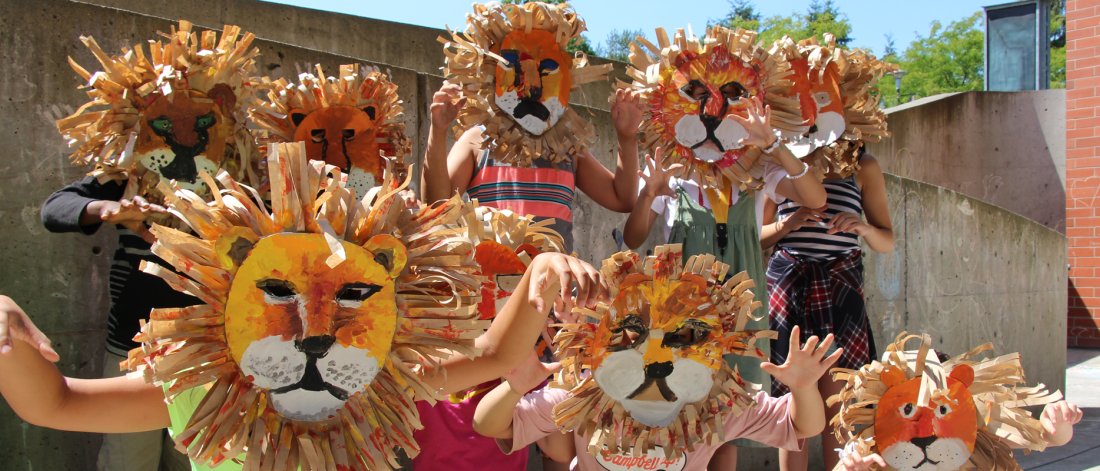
[708,443,737,470]
[779,445,808,471]
[819,374,847,471]
[95,351,164,471]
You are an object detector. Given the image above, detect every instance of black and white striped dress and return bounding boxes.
[776,176,862,258]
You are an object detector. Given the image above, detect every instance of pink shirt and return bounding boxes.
[501,388,803,471]
[413,382,529,470]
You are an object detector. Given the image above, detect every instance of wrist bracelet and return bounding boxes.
[763,134,783,154]
[785,161,811,180]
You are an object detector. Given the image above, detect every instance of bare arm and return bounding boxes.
[849,156,894,253]
[575,90,645,213]
[760,199,825,251]
[536,432,576,463]
[730,97,826,208]
[473,381,525,439]
[421,83,476,203]
[0,296,169,433]
[623,148,681,249]
[424,253,601,395]
[761,326,842,438]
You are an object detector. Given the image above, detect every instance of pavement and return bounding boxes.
[1016,348,1100,471]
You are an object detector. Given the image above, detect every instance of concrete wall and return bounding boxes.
[0,0,1068,470]
[865,90,1067,233]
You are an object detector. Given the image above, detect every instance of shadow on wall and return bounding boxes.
[1069,280,1100,347]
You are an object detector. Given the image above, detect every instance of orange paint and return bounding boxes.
[874,365,979,454]
[290,105,383,180]
[493,29,572,107]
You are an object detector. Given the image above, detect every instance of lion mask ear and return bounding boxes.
[363,234,407,278]
[207,83,237,114]
[215,228,260,271]
[948,364,975,388]
[881,365,907,388]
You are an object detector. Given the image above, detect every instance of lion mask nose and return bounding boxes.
[296,335,336,358]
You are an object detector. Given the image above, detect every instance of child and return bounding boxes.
[0,248,600,470]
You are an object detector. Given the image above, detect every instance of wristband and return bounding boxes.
[785,161,811,180]
[762,134,783,154]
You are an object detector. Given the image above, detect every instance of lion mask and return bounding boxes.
[127,142,487,470]
[553,244,770,459]
[830,333,1062,471]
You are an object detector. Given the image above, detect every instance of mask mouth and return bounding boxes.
[513,98,551,121]
[626,376,679,402]
[786,111,845,157]
[674,114,749,163]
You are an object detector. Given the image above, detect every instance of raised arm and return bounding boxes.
[731,97,826,208]
[623,148,680,249]
[0,296,169,433]
[761,326,843,438]
[423,253,602,395]
[575,89,645,213]
[421,82,477,203]
[472,351,560,439]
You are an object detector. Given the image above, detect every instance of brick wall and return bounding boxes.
[1067,0,1100,347]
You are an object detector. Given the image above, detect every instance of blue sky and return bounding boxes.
[265,0,994,57]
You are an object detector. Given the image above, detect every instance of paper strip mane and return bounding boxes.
[440,1,611,167]
[250,64,412,196]
[466,206,565,320]
[625,26,806,190]
[776,34,894,178]
[126,142,487,470]
[552,244,771,458]
[829,333,1061,471]
[57,20,261,199]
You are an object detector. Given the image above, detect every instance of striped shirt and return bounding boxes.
[776,177,862,259]
[467,151,576,251]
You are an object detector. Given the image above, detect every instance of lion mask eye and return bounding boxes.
[335,282,382,308]
[257,279,297,304]
[609,314,648,351]
[149,116,173,134]
[720,81,748,103]
[934,403,952,418]
[662,319,711,348]
[678,80,708,102]
[310,129,326,143]
[195,112,216,130]
[898,402,917,419]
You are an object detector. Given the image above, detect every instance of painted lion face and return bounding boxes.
[136,86,238,193]
[223,233,406,421]
[251,65,411,198]
[554,245,766,457]
[493,29,573,136]
[290,105,383,196]
[655,45,762,166]
[876,364,978,471]
[831,334,1062,471]
[784,57,846,158]
[475,240,540,319]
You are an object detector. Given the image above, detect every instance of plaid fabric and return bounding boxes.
[767,248,876,395]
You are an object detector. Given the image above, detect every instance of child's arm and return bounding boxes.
[41,177,165,243]
[623,147,681,249]
[828,156,894,252]
[834,451,886,471]
[1040,400,1084,447]
[425,253,602,395]
[575,89,645,213]
[0,296,169,433]
[761,325,844,438]
[731,97,827,209]
[759,199,826,250]
[421,82,476,203]
[473,351,561,439]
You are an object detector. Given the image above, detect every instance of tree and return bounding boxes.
[712,0,852,47]
[501,0,597,56]
[1049,0,1066,88]
[598,29,647,62]
[876,12,984,107]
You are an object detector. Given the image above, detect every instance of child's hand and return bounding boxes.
[527,253,604,315]
[0,296,59,362]
[780,206,827,232]
[730,96,777,151]
[97,196,167,244]
[1041,400,1084,446]
[761,325,843,391]
[429,82,466,129]
[639,147,683,200]
[827,212,870,236]
[611,88,645,138]
[836,451,885,471]
[504,351,561,395]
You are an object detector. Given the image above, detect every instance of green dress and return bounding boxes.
[165,385,242,471]
[667,186,770,394]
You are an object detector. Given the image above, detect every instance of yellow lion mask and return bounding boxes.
[128,143,487,470]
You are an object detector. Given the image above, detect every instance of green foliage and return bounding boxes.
[598,29,647,62]
[1050,0,1066,88]
[713,0,852,47]
[876,13,984,107]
